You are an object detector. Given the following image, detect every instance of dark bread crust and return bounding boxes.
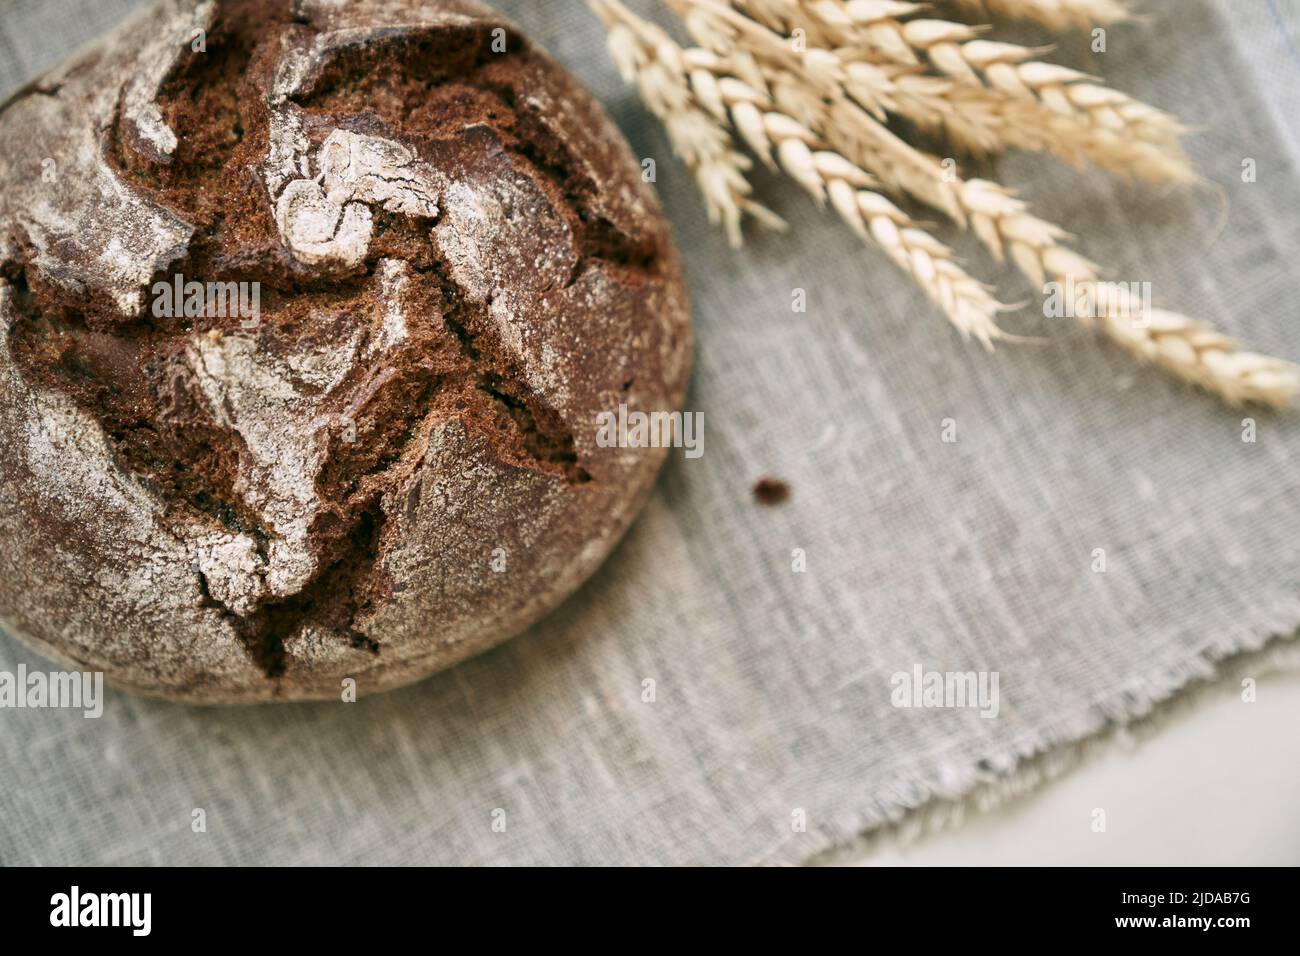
[0,0,691,702]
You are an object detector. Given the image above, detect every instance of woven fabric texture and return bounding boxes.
[1,0,1297,865]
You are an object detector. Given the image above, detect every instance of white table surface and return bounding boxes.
[852,670,1300,866]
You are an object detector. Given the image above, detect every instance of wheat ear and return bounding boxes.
[853,15,1184,145]
[947,0,1132,31]
[951,179,1300,406]
[674,9,1300,405]
[713,0,1195,182]
[594,0,1300,405]
[594,0,1008,346]
[811,90,1300,406]
[602,13,784,247]
[856,118,1300,405]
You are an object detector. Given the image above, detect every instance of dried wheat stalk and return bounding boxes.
[678,30,1299,405]
[832,11,1188,163]
[591,0,1300,406]
[951,179,1300,405]
[687,0,1193,182]
[604,20,785,246]
[598,0,1009,345]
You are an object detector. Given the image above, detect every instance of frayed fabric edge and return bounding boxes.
[766,605,1300,867]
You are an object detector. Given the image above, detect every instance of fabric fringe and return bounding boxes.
[770,615,1300,867]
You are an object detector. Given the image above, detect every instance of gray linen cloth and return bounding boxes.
[1,0,1298,865]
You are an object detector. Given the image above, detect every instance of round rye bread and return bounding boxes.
[0,0,692,703]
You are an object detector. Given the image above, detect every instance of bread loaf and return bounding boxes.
[0,0,691,702]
